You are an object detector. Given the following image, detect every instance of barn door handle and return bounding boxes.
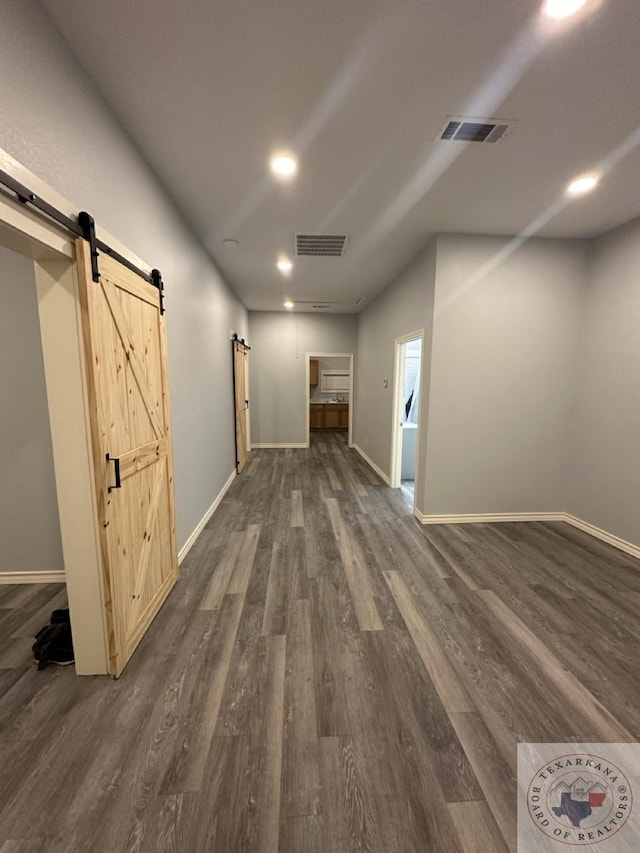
[106,453,122,493]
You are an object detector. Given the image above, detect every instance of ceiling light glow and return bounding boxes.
[277,257,293,275]
[270,154,298,179]
[284,300,294,309]
[543,0,588,19]
[566,173,600,196]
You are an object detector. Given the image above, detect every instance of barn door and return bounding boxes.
[233,339,250,472]
[76,240,178,677]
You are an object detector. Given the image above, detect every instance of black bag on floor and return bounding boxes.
[33,608,74,670]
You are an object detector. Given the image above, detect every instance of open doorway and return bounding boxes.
[390,332,423,504]
[0,245,64,579]
[305,352,354,447]
[0,222,108,675]
[0,244,68,666]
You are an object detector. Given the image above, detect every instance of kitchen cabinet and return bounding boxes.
[310,405,324,429]
[310,403,349,431]
[309,358,319,385]
[324,407,341,429]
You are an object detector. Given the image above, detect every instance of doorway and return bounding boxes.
[306,352,354,447]
[0,214,108,674]
[390,332,424,504]
[0,245,64,580]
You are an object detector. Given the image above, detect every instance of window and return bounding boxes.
[320,370,350,393]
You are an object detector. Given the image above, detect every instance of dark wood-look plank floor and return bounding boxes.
[1,431,639,851]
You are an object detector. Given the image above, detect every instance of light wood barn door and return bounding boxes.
[233,340,249,472]
[76,240,178,677]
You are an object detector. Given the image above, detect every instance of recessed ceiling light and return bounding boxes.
[566,173,600,196]
[284,300,294,309]
[270,154,298,180]
[223,238,238,248]
[277,257,293,275]
[543,0,588,19]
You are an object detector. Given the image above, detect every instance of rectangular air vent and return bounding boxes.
[439,117,512,144]
[294,300,335,310]
[295,234,349,257]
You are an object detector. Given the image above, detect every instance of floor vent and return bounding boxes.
[295,234,349,257]
[439,117,512,143]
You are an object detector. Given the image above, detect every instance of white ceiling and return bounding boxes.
[40,0,640,313]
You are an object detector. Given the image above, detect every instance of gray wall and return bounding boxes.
[0,0,247,550]
[354,241,436,505]
[248,313,357,445]
[355,235,589,520]
[569,218,640,545]
[0,247,64,570]
[424,235,586,515]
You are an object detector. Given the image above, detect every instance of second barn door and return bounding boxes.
[233,338,250,472]
[76,238,178,677]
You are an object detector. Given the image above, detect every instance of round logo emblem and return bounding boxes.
[527,753,633,846]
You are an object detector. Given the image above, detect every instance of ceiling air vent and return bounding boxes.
[295,234,349,257]
[439,117,512,144]
[294,300,335,310]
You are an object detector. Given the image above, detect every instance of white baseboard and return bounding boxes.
[352,444,391,486]
[178,468,236,564]
[415,511,565,525]
[412,510,640,563]
[0,570,65,584]
[563,514,640,561]
[251,443,308,449]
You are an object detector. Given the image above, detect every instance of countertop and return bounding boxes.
[310,400,349,405]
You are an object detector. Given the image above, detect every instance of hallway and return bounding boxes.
[0,433,639,851]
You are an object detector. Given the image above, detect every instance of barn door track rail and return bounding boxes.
[0,167,165,313]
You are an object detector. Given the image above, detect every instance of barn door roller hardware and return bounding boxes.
[151,268,165,315]
[78,211,100,282]
[232,332,251,351]
[0,168,165,313]
[77,211,165,314]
